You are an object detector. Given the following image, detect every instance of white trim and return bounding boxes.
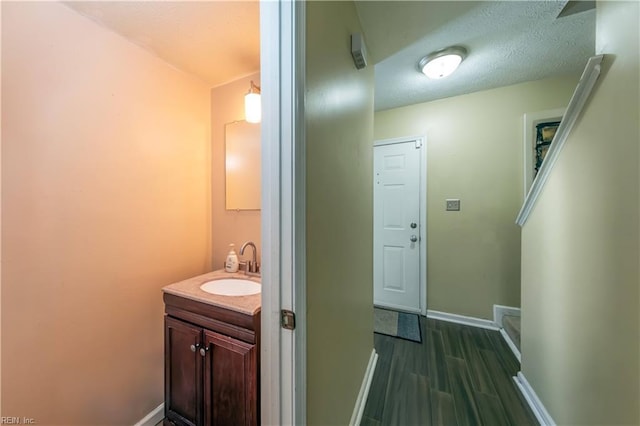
[419,135,428,316]
[374,301,421,315]
[349,349,379,426]
[260,2,282,424]
[523,108,565,199]
[500,328,522,363]
[373,135,428,315]
[292,1,307,424]
[426,310,499,331]
[132,403,164,426]
[516,54,604,226]
[513,372,557,426]
[493,304,521,328]
[373,134,423,147]
[260,1,306,424]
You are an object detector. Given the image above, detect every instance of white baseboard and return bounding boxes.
[133,403,164,426]
[349,349,379,426]
[493,304,521,327]
[500,328,522,363]
[374,301,421,315]
[426,310,499,331]
[513,372,556,426]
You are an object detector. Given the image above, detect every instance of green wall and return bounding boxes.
[375,76,579,319]
[305,1,375,424]
[521,1,639,423]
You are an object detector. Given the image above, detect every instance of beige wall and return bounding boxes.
[1,3,211,424]
[306,1,374,424]
[375,76,578,319]
[521,1,639,424]
[210,73,261,268]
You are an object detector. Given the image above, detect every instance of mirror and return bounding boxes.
[225,120,261,210]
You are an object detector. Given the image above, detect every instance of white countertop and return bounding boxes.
[162,269,261,315]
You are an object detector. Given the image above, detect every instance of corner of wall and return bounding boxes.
[210,72,262,267]
[374,75,579,320]
[520,1,639,423]
[1,2,211,422]
[305,1,375,424]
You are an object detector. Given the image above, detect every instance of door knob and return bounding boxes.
[410,222,417,229]
[410,235,418,242]
[190,344,200,353]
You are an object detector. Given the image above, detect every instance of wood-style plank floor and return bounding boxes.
[361,317,538,426]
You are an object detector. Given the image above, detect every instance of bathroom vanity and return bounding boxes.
[162,270,261,426]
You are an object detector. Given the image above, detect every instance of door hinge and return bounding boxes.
[415,139,422,149]
[281,309,296,330]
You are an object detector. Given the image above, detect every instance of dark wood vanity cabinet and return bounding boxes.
[163,293,260,426]
[165,317,202,426]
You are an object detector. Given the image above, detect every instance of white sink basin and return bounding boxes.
[200,278,261,296]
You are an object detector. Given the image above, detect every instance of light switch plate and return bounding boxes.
[446,199,460,211]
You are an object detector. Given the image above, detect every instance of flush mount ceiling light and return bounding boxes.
[418,46,467,79]
[244,80,261,123]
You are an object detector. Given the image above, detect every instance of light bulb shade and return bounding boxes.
[419,46,467,79]
[245,92,261,123]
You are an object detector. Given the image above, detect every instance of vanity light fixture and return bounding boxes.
[244,80,261,123]
[418,46,467,79]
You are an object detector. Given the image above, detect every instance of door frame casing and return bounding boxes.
[373,136,428,315]
[260,1,306,425]
[522,108,565,200]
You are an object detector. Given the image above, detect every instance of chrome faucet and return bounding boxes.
[240,241,260,275]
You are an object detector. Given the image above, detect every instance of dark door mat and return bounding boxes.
[374,307,422,343]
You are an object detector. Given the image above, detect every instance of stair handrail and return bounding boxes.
[516,54,604,227]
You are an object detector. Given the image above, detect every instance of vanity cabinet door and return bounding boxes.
[165,317,203,426]
[202,330,258,426]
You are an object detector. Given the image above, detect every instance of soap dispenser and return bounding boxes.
[225,244,239,273]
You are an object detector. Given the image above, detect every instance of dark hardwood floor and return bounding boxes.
[362,317,538,426]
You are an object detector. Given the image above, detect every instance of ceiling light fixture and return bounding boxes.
[244,80,261,123]
[418,46,467,79]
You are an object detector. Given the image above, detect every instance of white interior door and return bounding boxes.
[374,139,423,313]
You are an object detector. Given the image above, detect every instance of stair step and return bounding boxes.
[502,314,521,350]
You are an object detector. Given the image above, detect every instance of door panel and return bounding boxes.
[165,317,202,426]
[382,185,405,228]
[382,245,405,291]
[374,141,422,312]
[203,330,258,426]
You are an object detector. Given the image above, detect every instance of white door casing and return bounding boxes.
[260,1,306,425]
[373,138,426,314]
[522,107,565,200]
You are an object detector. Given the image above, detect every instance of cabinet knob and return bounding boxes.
[200,346,209,357]
[190,343,200,353]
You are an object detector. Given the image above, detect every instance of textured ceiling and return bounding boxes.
[63,1,259,88]
[355,1,596,111]
[63,1,594,109]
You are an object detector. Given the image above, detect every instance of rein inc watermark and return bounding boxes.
[0,418,35,425]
